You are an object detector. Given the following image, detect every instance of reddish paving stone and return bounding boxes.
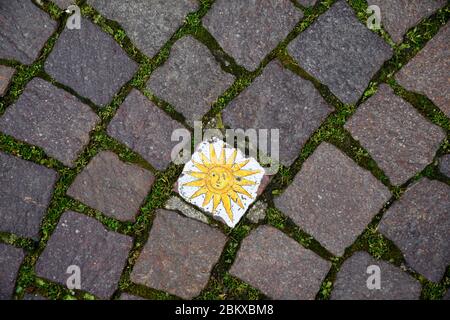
[379,178,450,283]
[67,151,155,222]
[0,243,24,300]
[274,143,391,256]
[107,89,186,171]
[0,66,15,97]
[45,17,138,106]
[331,252,421,300]
[288,1,392,104]
[439,155,450,178]
[345,84,445,186]
[222,60,333,166]
[131,209,227,299]
[88,0,198,58]
[230,225,331,299]
[0,0,57,64]
[35,211,133,299]
[147,36,234,124]
[203,0,302,70]
[119,293,146,300]
[396,23,450,117]
[367,0,446,43]
[0,78,100,167]
[0,152,58,239]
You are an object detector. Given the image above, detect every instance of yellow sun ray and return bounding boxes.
[221,194,233,220]
[192,160,209,173]
[183,179,205,187]
[185,171,207,179]
[232,159,249,171]
[213,193,221,212]
[236,178,257,186]
[232,184,252,199]
[190,186,208,199]
[209,144,218,164]
[219,147,226,164]
[228,190,244,209]
[226,149,237,165]
[202,192,213,207]
[234,169,261,177]
[200,152,211,166]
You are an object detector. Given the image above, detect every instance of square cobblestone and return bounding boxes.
[0,78,100,167]
[53,0,75,10]
[0,243,24,300]
[88,0,198,58]
[230,225,331,299]
[203,0,302,71]
[395,22,450,117]
[379,178,449,282]
[107,89,186,171]
[45,17,138,106]
[0,152,58,239]
[274,143,391,256]
[147,36,235,124]
[222,60,333,166]
[345,84,445,186]
[367,0,446,44]
[288,1,392,104]
[130,209,227,299]
[67,151,155,222]
[0,65,15,97]
[331,251,421,300]
[0,0,57,64]
[439,155,450,178]
[35,211,133,299]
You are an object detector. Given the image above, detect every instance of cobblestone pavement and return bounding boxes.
[0,0,449,300]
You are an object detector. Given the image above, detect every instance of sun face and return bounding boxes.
[181,142,262,223]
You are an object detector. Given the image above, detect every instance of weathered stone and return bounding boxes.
[131,209,227,299]
[67,151,155,222]
[246,201,267,224]
[119,293,146,300]
[35,211,133,299]
[23,293,47,300]
[203,0,302,70]
[230,225,331,299]
[331,251,421,300]
[107,89,186,171]
[222,60,333,166]
[164,196,209,224]
[147,36,234,123]
[0,78,100,167]
[0,152,58,239]
[0,66,15,96]
[379,178,449,282]
[0,243,24,300]
[0,0,57,64]
[88,0,198,58]
[345,84,445,186]
[52,0,75,10]
[367,0,446,43]
[288,1,392,104]
[396,23,450,117]
[274,143,391,256]
[45,17,138,106]
[439,155,450,178]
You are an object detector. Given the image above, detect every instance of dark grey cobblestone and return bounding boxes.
[119,293,146,300]
[0,152,58,239]
[0,65,15,97]
[0,78,100,167]
[439,155,450,178]
[0,243,24,300]
[288,0,392,104]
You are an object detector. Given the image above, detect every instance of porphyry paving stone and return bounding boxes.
[0,65,15,97]
[0,243,24,300]
[147,36,234,123]
[331,251,421,300]
[246,201,267,224]
[367,0,446,44]
[164,196,209,224]
[119,293,146,300]
[131,209,227,299]
[203,0,302,71]
[0,78,100,167]
[395,22,450,117]
[230,225,331,299]
[275,143,391,256]
[222,60,333,166]
[67,151,155,222]
[45,17,138,106]
[23,293,47,300]
[345,84,445,186]
[52,0,75,10]
[439,155,450,178]
[107,89,186,171]
[0,0,57,64]
[288,1,392,104]
[88,0,198,58]
[379,178,450,283]
[35,211,133,299]
[0,152,58,239]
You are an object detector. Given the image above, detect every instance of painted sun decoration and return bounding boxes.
[178,138,265,228]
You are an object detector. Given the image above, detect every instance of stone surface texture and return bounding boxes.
[439,154,450,178]
[0,243,24,300]
[0,65,15,97]
[164,196,209,224]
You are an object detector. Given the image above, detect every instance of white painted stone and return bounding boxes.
[178,137,265,228]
